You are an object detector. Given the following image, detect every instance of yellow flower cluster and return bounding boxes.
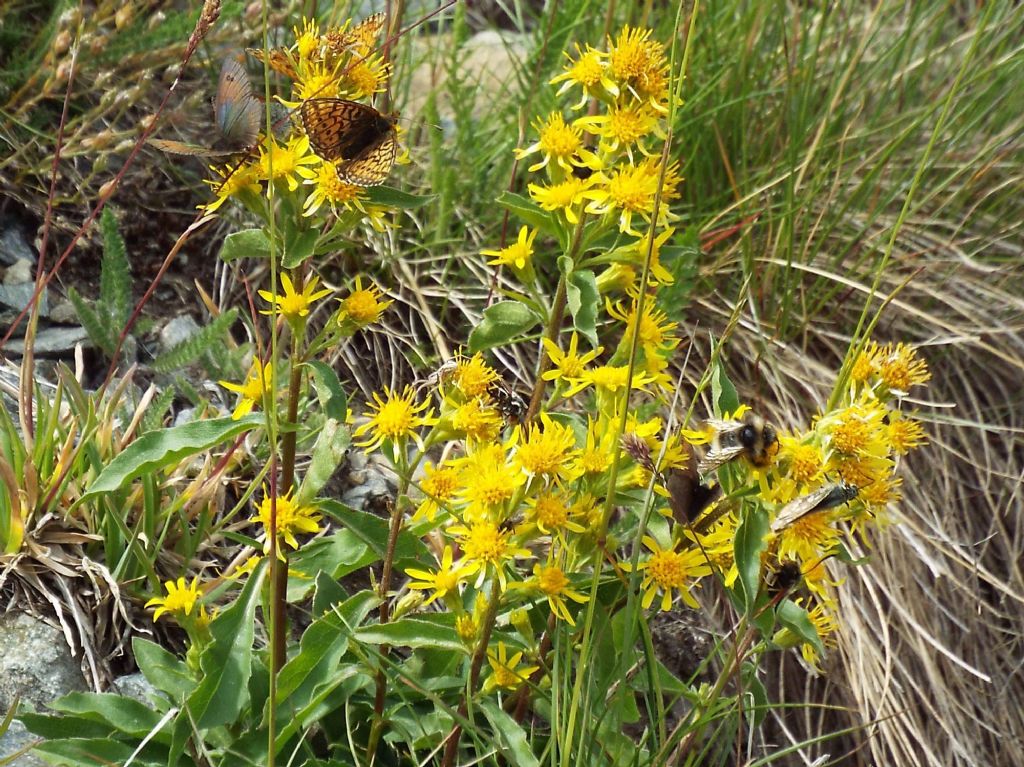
[202,14,394,225]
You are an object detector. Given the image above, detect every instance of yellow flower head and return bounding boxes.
[448,518,531,591]
[452,353,499,398]
[630,536,713,611]
[146,576,204,623]
[405,546,474,607]
[219,359,274,419]
[511,562,589,626]
[777,432,826,485]
[605,289,679,356]
[413,461,460,522]
[607,26,670,109]
[876,342,930,392]
[481,226,538,272]
[528,176,594,224]
[541,331,604,382]
[257,134,318,193]
[454,443,523,516]
[483,642,540,693]
[258,273,332,322]
[512,413,581,481]
[252,488,322,552]
[298,162,387,226]
[336,276,393,328]
[450,396,503,443]
[353,385,436,453]
[514,112,596,175]
[201,164,261,214]
[549,43,618,108]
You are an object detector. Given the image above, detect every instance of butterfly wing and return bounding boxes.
[215,58,261,149]
[326,12,386,54]
[770,482,858,533]
[247,47,298,80]
[148,138,237,157]
[336,127,396,186]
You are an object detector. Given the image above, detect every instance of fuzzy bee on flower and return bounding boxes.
[697,410,779,474]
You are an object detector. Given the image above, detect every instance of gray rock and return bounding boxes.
[0,720,48,767]
[158,315,201,355]
[2,326,89,356]
[3,259,33,285]
[0,283,48,322]
[108,672,159,706]
[0,612,87,766]
[0,612,88,712]
[0,224,35,267]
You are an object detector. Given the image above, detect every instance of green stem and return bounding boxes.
[441,583,502,767]
[366,448,414,758]
[526,213,588,421]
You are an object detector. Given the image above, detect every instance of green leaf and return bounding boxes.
[275,590,377,712]
[18,712,114,741]
[711,359,740,416]
[297,419,350,505]
[290,530,378,599]
[468,301,541,353]
[84,414,262,498]
[150,309,239,373]
[741,660,769,728]
[218,228,271,262]
[311,570,349,616]
[187,557,267,729]
[320,500,431,565]
[133,637,195,701]
[67,286,117,356]
[31,738,142,767]
[494,190,557,235]
[354,616,463,653]
[305,360,348,421]
[139,386,176,434]
[776,600,824,656]
[366,185,436,209]
[51,692,164,738]
[479,700,540,767]
[282,226,320,269]
[733,505,769,614]
[99,207,131,327]
[565,266,599,347]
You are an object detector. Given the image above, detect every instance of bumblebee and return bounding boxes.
[488,379,529,425]
[697,412,778,474]
[770,481,858,533]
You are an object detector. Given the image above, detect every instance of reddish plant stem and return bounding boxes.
[441,588,502,767]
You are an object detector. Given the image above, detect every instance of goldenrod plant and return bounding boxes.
[12,2,1017,766]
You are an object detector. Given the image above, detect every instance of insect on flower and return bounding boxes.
[665,442,721,523]
[150,57,261,157]
[770,481,859,533]
[487,379,529,426]
[698,412,778,474]
[300,98,398,186]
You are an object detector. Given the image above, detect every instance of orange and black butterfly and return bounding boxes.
[325,12,386,55]
[247,47,299,80]
[300,98,397,186]
[149,58,261,157]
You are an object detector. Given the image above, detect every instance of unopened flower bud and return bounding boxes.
[53,30,73,55]
[98,179,117,201]
[115,6,133,29]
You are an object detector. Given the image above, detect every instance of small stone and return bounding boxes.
[3,259,33,285]
[3,326,89,355]
[159,315,201,355]
[0,222,36,267]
